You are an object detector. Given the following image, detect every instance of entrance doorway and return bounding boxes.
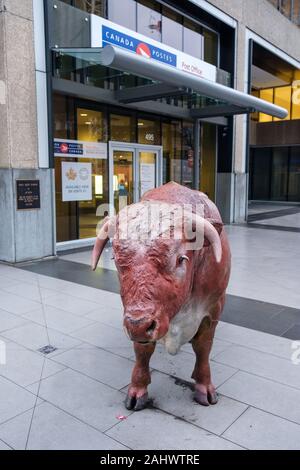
[109,142,163,214]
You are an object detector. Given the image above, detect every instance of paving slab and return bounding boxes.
[216,322,294,359]
[0,309,28,333]
[0,290,41,316]
[223,407,300,450]
[218,371,300,424]
[85,306,124,330]
[22,305,96,335]
[0,341,66,387]
[141,371,248,436]
[0,376,39,425]
[43,293,100,317]
[214,344,300,390]
[149,344,237,386]
[53,343,133,390]
[2,322,81,357]
[27,368,132,432]
[106,408,243,450]
[70,321,133,359]
[0,402,128,450]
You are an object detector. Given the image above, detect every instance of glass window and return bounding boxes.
[288,148,300,202]
[77,108,108,240]
[77,108,107,142]
[162,121,182,184]
[271,147,289,201]
[161,6,183,51]
[183,18,203,60]
[249,148,272,201]
[108,0,137,31]
[259,89,274,122]
[200,123,216,201]
[110,114,136,142]
[71,0,106,16]
[137,0,162,42]
[274,86,291,121]
[182,121,194,188]
[203,29,218,66]
[138,118,161,145]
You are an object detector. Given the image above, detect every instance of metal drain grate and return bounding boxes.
[38,345,58,355]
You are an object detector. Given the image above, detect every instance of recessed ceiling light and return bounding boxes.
[81,113,88,117]
[138,122,144,126]
[85,121,92,125]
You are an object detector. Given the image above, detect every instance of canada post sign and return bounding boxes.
[102,25,177,67]
[92,16,217,83]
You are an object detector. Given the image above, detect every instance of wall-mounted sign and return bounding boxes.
[91,16,216,83]
[54,139,107,159]
[61,162,92,202]
[140,163,156,196]
[16,180,41,211]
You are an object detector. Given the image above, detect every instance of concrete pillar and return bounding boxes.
[0,0,55,263]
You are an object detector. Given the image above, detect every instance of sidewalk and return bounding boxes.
[0,254,300,449]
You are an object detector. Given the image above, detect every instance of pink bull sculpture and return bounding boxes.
[92,182,231,411]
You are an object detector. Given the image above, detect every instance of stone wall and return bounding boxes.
[0,0,38,169]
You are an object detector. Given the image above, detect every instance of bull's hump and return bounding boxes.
[142,182,204,205]
[141,182,221,222]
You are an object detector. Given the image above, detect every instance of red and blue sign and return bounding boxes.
[102,25,177,67]
[54,141,84,156]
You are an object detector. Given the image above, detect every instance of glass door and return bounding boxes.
[112,148,135,214]
[109,142,162,214]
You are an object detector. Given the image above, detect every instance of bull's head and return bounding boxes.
[92,202,222,345]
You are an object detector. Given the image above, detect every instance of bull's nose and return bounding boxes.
[124,314,157,342]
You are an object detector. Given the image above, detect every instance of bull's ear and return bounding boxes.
[203,219,223,247]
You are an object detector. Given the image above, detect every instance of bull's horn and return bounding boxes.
[91,217,116,271]
[184,214,222,263]
[203,218,222,263]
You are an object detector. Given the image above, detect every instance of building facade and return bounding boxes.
[0,0,299,262]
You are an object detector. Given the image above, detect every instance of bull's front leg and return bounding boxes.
[125,341,156,411]
[191,316,219,406]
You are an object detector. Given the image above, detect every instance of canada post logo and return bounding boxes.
[54,141,83,156]
[102,25,177,67]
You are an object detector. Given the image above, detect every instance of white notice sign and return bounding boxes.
[140,163,156,196]
[62,162,92,202]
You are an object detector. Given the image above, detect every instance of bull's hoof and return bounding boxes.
[125,392,149,411]
[194,384,218,406]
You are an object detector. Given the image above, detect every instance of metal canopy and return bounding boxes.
[54,45,288,120]
[115,83,191,104]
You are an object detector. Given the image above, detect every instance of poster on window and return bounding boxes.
[62,162,92,202]
[140,163,156,196]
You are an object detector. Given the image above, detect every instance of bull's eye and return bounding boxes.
[178,255,189,264]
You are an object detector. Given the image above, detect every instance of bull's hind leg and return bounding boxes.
[191,297,225,406]
[125,342,156,411]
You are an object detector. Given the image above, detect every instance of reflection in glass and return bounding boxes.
[77,108,108,239]
[137,0,162,42]
[271,148,288,201]
[288,148,300,201]
[183,18,203,60]
[162,121,182,184]
[259,89,274,122]
[108,0,137,30]
[138,118,161,145]
[203,29,218,66]
[274,86,291,121]
[110,114,136,142]
[200,123,216,201]
[113,151,134,213]
[162,7,183,51]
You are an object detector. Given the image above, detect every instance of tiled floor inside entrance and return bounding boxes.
[0,225,299,450]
